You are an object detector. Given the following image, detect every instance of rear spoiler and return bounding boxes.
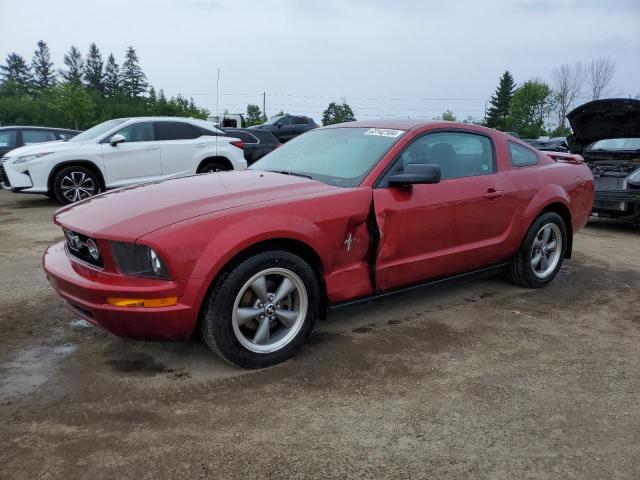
[542,151,584,164]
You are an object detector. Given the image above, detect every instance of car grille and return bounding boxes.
[0,157,10,187]
[64,229,103,268]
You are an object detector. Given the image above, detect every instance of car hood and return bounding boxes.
[3,140,81,159]
[54,170,337,240]
[567,98,640,152]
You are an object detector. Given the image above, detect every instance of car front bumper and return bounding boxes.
[1,157,50,192]
[43,241,201,340]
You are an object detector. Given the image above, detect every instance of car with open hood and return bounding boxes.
[43,120,594,368]
[567,98,640,223]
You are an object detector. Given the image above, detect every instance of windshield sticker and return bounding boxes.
[364,128,405,138]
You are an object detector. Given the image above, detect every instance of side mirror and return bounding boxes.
[388,163,441,186]
[110,134,126,146]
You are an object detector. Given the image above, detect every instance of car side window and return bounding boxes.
[22,130,56,145]
[155,122,202,141]
[293,117,307,125]
[278,117,293,126]
[509,141,539,167]
[111,122,155,142]
[397,131,495,180]
[0,130,17,148]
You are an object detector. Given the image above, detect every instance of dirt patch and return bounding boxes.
[0,190,639,479]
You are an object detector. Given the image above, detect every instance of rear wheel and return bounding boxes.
[52,166,99,204]
[197,161,228,174]
[508,212,567,288]
[201,250,320,368]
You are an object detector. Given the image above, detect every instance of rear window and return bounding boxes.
[509,142,539,167]
[225,130,258,144]
[22,130,56,145]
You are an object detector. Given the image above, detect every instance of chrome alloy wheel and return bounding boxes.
[60,171,96,202]
[231,267,308,354]
[531,223,562,279]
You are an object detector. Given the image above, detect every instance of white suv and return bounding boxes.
[0,117,247,204]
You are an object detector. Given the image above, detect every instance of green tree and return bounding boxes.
[0,52,33,87]
[52,83,95,129]
[508,80,556,138]
[245,104,263,126]
[60,46,84,85]
[441,109,456,121]
[486,71,516,130]
[321,102,356,126]
[31,41,56,90]
[84,43,104,93]
[120,46,148,97]
[104,53,120,97]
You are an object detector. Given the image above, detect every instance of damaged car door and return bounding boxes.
[372,130,518,291]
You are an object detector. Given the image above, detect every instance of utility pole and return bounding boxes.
[262,91,266,119]
[216,68,220,118]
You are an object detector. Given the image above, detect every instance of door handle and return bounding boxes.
[145,145,159,151]
[195,143,206,148]
[483,189,504,199]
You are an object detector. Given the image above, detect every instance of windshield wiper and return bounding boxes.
[267,170,313,179]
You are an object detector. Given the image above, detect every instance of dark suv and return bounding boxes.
[252,115,318,143]
[0,126,80,157]
[222,128,281,165]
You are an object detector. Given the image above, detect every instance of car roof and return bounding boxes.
[321,119,502,136]
[114,116,207,122]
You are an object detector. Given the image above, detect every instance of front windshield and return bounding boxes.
[262,116,283,126]
[588,138,640,151]
[68,118,128,142]
[249,127,405,187]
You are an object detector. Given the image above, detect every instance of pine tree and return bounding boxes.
[146,86,157,113]
[60,46,84,85]
[84,43,104,93]
[104,54,120,97]
[485,71,515,130]
[120,46,148,98]
[0,52,33,86]
[31,40,56,90]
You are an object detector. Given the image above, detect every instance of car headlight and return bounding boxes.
[111,242,170,279]
[627,167,640,186]
[14,152,53,165]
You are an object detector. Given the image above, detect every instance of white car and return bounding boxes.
[0,117,247,204]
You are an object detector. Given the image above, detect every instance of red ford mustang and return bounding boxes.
[43,120,594,368]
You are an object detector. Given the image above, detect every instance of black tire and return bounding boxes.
[201,250,320,368]
[508,212,567,288]
[197,161,228,174]
[52,165,100,204]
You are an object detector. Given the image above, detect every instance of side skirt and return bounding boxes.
[328,263,510,311]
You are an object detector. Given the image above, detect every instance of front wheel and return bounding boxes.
[52,166,99,204]
[201,251,320,368]
[508,212,567,288]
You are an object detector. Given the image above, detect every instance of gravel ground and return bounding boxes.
[0,188,638,479]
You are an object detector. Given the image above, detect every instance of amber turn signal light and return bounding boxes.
[107,297,178,308]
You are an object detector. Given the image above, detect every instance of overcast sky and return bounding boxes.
[1,0,638,122]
